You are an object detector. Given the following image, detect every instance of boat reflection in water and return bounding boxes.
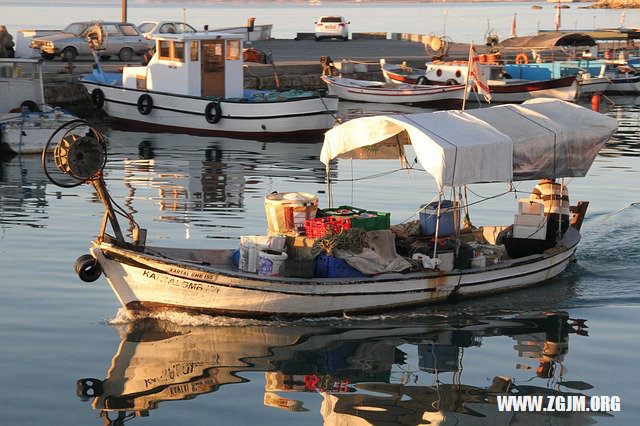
[77,311,613,425]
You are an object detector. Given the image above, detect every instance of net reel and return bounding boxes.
[42,119,107,188]
[86,21,106,51]
[425,35,452,59]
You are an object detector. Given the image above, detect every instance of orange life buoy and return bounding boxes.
[515,53,529,64]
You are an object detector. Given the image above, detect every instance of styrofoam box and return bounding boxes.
[514,214,547,227]
[513,224,547,240]
[518,198,544,216]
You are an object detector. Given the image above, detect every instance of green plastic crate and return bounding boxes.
[318,205,390,231]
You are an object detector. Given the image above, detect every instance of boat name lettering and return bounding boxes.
[168,268,219,281]
[167,378,216,396]
[142,270,205,291]
[143,362,206,388]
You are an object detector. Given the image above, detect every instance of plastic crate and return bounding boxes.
[318,205,390,231]
[304,217,351,238]
[314,255,370,278]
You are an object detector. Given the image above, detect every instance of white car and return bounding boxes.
[314,16,349,41]
[138,21,197,47]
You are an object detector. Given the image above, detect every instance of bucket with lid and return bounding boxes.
[258,250,288,276]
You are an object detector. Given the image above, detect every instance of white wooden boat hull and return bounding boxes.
[80,80,338,137]
[382,66,579,102]
[578,76,610,95]
[0,109,77,154]
[604,74,640,93]
[91,228,579,317]
[321,76,465,104]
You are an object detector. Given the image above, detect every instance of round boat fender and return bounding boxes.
[74,254,102,282]
[415,76,429,86]
[76,378,104,398]
[91,88,104,109]
[137,94,153,115]
[499,72,512,80]
[445,78,458,86]
[204,101,222,124]
[515,53,529,64]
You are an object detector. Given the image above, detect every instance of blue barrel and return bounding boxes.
[419,200,459,236]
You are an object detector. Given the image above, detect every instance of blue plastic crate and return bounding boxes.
[419,200,459,236]
[314,255,370,278]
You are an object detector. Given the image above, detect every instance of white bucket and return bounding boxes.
[238,235,286,273]
[437,252,455,272]
[258,250,288,277]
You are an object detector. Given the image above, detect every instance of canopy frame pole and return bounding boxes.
[462,44,473,111]
[433,192,442,260]
[326,166,332,208]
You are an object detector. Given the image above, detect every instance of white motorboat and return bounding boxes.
[50,99,616,318]
[381,61,580,102]
[0,58,76,154]
[80,32,337,138]
[604,66,640,94]
[320,75,465,105]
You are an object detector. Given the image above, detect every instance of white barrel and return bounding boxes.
[258,250,288,277]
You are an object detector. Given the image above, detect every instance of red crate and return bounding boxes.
[304,217,351,238]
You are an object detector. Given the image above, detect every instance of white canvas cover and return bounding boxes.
[321,99,617,188]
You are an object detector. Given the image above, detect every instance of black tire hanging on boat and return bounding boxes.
[91,88,105,109]
[74,254,102,282]
[137,94,153,115]
[415,76,428,86]
[445,78,458,86]
[76,378,104,398]
[204,101,222,124]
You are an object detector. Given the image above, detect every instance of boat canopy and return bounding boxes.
[498,33,597,50]
[321,99,618,189]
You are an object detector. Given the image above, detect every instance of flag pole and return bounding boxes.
[462,43,473,111]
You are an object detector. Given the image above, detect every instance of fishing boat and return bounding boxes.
[320,75,465,105]
[381,61,579,102]
[0,58,76,154]
[49,99,616,318]
[79,32,337,138]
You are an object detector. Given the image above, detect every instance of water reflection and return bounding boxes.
[0,155,49,228]
[101,130,331,225]
[78,311,613,425]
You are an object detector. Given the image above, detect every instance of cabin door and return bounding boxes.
[201,40,225,98]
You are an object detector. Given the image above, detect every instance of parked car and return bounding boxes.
[30,21,147,61]
[314,16,349,41]
[138,21,197,47]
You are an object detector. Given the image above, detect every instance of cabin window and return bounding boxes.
[190,41,198,61]
[173,42,185,62]
[136,75,147,90]
[226,40,241,60]
[158,40,171,60]
[103,24,120,38]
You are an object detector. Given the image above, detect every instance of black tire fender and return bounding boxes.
[91,88,105,109]
[137,94,153,115]
[415,76,429,86]
[74,254,102,283]
[204,101,222,124]
[445,78,458,86]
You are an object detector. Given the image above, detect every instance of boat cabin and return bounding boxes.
[122,32,244,98]
[425,61,505,85]
[0,58,45,113]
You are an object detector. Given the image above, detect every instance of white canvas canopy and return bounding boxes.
[321,99,618,189]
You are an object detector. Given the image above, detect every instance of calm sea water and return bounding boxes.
[2,1,640,425]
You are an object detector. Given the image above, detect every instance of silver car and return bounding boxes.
[30,21,147,61]
[138,21,197,48]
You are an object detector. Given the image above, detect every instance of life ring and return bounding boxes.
[445,79,458,86]
[74,254,102,282]
[204,101,222,124]
[137,94,153,115]
[91,89,104,109]
[515,53,529,64]
[415,76,429,86]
